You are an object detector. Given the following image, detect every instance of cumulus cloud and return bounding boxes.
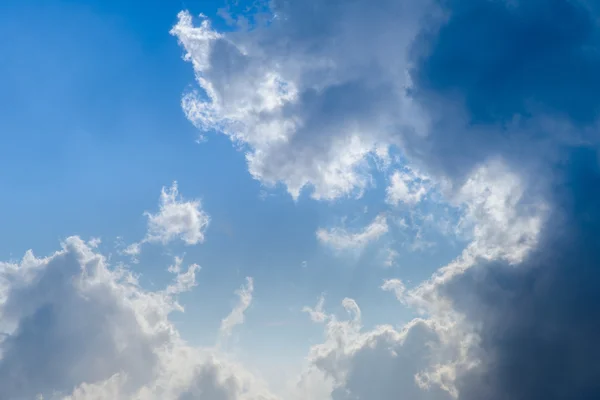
[396,150,600,400]
[298,296,455,400]
[169,1,600,399]
[0,237,273,400]
[145,182,210,246]
[125,182,210,257]
[165,256,201,297]
[316,214,388,252]
[171,2,428,200]
[453,159,546,263]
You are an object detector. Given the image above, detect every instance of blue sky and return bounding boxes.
[1,0,598,399]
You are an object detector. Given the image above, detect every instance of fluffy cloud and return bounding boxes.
[297,296,456,400]
[125,182,210,257]
[386,167,431,206]
[296,158,545,400]
[171,2,428,200]
[0,237,273,400]
[316,214,388,252]
[145,182,210,246]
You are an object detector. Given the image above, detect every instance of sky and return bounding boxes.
[1,0,600,399]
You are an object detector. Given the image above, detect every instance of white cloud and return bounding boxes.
[316,214,389,252]
[124,182,210,258]
[386,167,431,206]
[0,237,275,400]
[145,182,210,246]
[297,297,455,400]
[165,2,592,399]
[219,277,254,342]
[291,158,548,400]
[454,159,546,264]
[171,4,428,200]
[302,295,327,323]
[381,279,406,302]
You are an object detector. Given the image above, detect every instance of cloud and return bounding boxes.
[302,294,327,323]
[125,182,210,258]
[298,296,455,400]
[386,167,431,206]
[0,237,274,400]
[165,256,201,297]
[145,182,210,246]
[397,149,600,400]
[171,3,428,200]
[381,279,406,303]
[219,277,254,342]
[316,214,388,252]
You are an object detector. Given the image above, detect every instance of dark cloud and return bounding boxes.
[436,149,600,399]
[406,0,600,181]
[405,1,600,398]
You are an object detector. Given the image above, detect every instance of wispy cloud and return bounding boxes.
[316,214,389,252]
[219,277,254,342]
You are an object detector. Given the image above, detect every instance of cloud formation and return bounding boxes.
[3,0,598,399]
[171,2,427,200]
[386,167,431,206]
[173,1,600,399]
[0,238,271,400]
[298,296,454,400]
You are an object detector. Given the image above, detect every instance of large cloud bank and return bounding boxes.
[0,237,274,400]
[172,0,600,399]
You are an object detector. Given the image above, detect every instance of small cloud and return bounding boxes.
[316,214,389,252]
[386,167,431,206]
[123,182,210,258]
[302,295,327,323]
[145,182,210,246]
[219,277,254,342]
[195,134,208,144]
[381,279,407,303]
[165,256,201,297]
[383,248,399,268]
